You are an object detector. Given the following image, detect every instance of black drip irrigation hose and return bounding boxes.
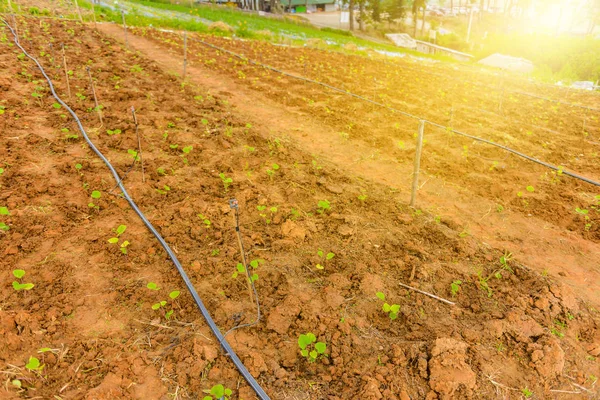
[1,18,271,400]
[189,35,600,188]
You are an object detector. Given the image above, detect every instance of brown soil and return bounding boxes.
[0,16,599,400]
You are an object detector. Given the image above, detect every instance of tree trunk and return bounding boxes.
[349,0,355,30]
[421,6,425,36]
[359,1,365,30]
[450,0,454,14]
[413,11,417,36]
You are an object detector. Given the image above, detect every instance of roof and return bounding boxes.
[478,53,534,73]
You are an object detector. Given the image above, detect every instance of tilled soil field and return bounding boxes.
[1,15,599,400]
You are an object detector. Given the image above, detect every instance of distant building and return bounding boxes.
[281,0,335,12]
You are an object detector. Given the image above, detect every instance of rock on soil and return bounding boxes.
[428,338,476,399]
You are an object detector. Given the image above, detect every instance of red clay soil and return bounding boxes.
[0,17,599,400]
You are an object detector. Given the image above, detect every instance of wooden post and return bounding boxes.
[86,67,103,125]
[74,0,83,22]
[131,106,145,183]
[61,44,71,99]
[410,120,425,208]
[182,31,188,78]
[121,11,128,48]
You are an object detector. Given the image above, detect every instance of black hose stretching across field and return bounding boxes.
[190,36,600,187]
[1,18,271,400]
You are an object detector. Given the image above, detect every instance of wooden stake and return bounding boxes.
[410,120,425,208]
[61,44,71,99]
[182,31,188,79]
[131,106,145,183]
[121,11,128,48]
[86,67,103,125]
[91,1,97,28]
[74,0,83,22]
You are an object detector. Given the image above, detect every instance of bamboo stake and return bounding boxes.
[86,67,103,125]
[182,31,188,79]
[121,11,128,48]
[61,44,71,99]
[74,0,83,22]
[91,1,97,28]
[410,120,425,207]
[131,106,145,183]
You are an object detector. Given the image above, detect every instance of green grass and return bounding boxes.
[78,0,454,61]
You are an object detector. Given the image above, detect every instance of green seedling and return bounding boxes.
[12,269,34,291]
[75,163,82,171]
[266,163,280,179]
[232,259,262,282]
[106,128,121,136]
[150,289,180,320]
[499,251,513,273]
[315,249,335,270]
[450,280,462,297]
[197,213,211,227]
[147,282,160,290]
[156,185,171,195]
[181,146,193,164]
[521,388,533,398]
[357,194,368,202]
[25,356,43,372]
[257,205,278,224]
[376,292,400,320]
[88,190,101,210]
[0,167,4,175]
[219,173,233,191]
[128,149,140,161]
[0,205,9,231]
[298,333,327,362]
[476,270,493,297]
[526,186,535,193]
[169,144,179,149]
[317,200,330,214]
[202,384,233,400]
[108,225,129,254]
[575,208,592,231]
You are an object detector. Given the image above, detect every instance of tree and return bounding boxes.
[369,0,381,22]
[349,0,355,30]
[384,0,406,24]
[413,0,426,37]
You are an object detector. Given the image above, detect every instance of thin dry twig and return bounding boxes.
[398,282,455,305]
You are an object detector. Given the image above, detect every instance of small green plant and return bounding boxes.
[0,205,9,230]
[357,193,368,202]
[257,205,278,224]
[476,270,493,297]
[232,259,262,282]
[107,225,129,254]
[298,333,327,362]
[128,149,140,161]
[317,200,330,214]
[499,251,514,273]
[157,167,166,176]
[375,292,400,320]
[526,186,535,193]
[148,285,180,319]
[156,185,171,195]
[197,213,211,227]
[521,388,533,398]
[106,128,121,135]
[88,190,101,210]
[25,356,43,372]
[266,163,280,179]
[202,384,232,400]
[219,173,233,191]
[315,249,335,270]
[450,280,462,297]
[12,269,34,291]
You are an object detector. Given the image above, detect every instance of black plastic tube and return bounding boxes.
[1,18,271,400]
[190,35,600,187]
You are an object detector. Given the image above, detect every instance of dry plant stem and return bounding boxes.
[131,106,145,182]
[61,44,71,99]
[86,67,103,125]
[398,282,455,305]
